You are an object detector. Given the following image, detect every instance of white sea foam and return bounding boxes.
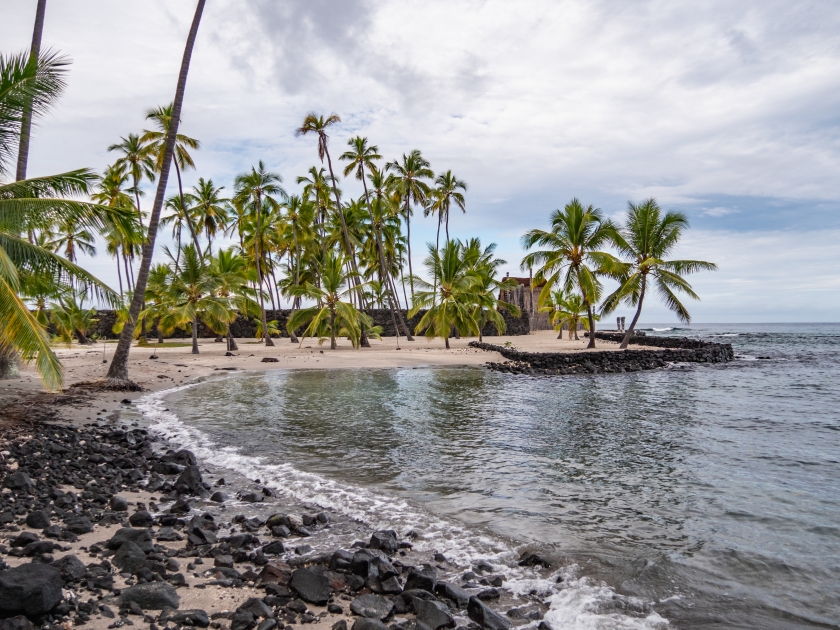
[137,384,669,630]
[652,328,673,332]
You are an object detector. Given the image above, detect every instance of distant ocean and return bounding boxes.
[139,323,840,629]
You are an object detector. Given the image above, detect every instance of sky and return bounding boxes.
[2,0,839,323]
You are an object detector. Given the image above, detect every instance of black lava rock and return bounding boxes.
[0,563,64,617]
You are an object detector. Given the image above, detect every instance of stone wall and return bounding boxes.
[75,307,530,340]
[469,334,734,376]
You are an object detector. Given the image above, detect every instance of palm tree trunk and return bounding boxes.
[15,0,46,182]
[620,274,646,349]
[226,323,238,351]
[174,160,202,254]
[157,318,164,343]
[289,230,300,343]
[330,308,336,350]
[445,210,450,244]
[445,334,450,349]
[323,148,370,347]
[116,254,124,297]
[253,194,274,347]
[360,173,412,342]
[586,304,596,348]
[191,314,199,354]
[106,0,206,385]
[405,199,415,297]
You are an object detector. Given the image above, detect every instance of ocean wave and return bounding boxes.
[652,328,673,332]
[137,384,669,630]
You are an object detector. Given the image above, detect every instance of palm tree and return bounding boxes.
[385,149,433,298]
[15,0,50,182]
[461,238,520,342]
[341,136,414,341]
[234,161,286,347]
[141,102,202,254]
[296,113,373,346]
[287,251,378,350]
[1,50,125,388]
[157,244,231,354]
[410,240,481,349]
[521,198,623,349]
[160,193,193,265]
[49,292,99,345]
[108,133,155,228]
[603,199,717,348]
[187,177,228,256]
[107,0,207,386]
[209,248,259,351]
[297,166,332,254]
[91,163,139,295]
[540,290,591,340]
[428,170,467,246]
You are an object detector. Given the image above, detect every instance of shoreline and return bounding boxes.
[1,331,666,630]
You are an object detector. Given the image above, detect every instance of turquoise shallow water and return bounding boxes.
[153,324,840,629]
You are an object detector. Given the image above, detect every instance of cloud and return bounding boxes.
[2,0,839,321]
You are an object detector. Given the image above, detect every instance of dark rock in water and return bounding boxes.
[369,530,399,556]
[435,582,471,608]
[3,472,34,491]
[404,565,438,593]
[51,555,86,582]
[169,497,192,514]
[0,563,63,617]
[295,544,312,556]
[290,567,332,605]
[476,589,499,601]
[263,541,285,555]
[537,622,552,630]
[129,510,154,527]
[232,611,256,630]
[108,527,154,552]
[350,594,394,620]
[236,598,273,619]
[121,582,180,610]
[517,553,552,568]
[398,622,433,630]
[113,541,149,574]
[110,496,129,512]
[0,615,34,630]
[413,599,455,630]
[210,491,227,503]
[351,619,389,630]
[467,597,511,630]
[25,510,50,530]
[64,515,93,534]
[161,609,210,628]
[162,449,198,467]
[239,492,264,503]
[175,466,204,495]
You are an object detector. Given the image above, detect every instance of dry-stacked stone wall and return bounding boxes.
[470,333,734,375]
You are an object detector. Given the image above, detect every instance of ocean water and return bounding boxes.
[138,323,840,629]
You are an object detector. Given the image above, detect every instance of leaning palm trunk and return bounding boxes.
[105,0,205,386]
[15,0,47,182]
[586,304,597,348]
[620,274,646,349]
[226,324,238,352]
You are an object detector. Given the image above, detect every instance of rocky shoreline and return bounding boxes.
[0,411,553,630]
[470,333,734,375]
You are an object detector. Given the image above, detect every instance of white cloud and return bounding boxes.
[701,206,739,217]
[2,0,839,321]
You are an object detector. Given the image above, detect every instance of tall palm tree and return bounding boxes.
[108,133,154,228]
[540,290,591,340]
[341,136,414,341]
[107,0,206,386]
[141,102,202,254]
[296,113,372,346]
[428,170,467,246]
[604,199,717,348]
[1,50,125,389]
[521,198,623,349]
[91,163,137,295]
[297,166,332,254]
[187,177,228,255]
[234,161,286,347]
[385,150,433,299]
[15,0,49,182]
[461,238,520,342]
